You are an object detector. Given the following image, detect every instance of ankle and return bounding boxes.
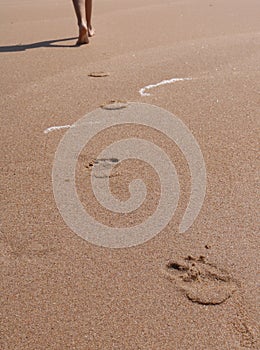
[78,21,87,29]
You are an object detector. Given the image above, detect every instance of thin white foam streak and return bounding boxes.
[44,125,73,134]
[139,77,192,97]
[44,121,101,134]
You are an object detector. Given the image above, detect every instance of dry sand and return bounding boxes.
[0,0,259,349]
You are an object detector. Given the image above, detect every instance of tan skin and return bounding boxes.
[72,0,95,45]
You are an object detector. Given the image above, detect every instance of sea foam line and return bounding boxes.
[44,121,102,134]
[139,77,192,97]
[44,125,74,134]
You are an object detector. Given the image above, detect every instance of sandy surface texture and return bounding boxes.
[1,0,259,349]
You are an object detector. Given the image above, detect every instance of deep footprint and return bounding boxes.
[164,255,237,305]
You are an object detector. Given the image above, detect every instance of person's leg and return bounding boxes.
[85,0,95,37]
[72,0,89,45]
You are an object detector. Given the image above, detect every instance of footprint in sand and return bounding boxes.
[163,255,238,305]
[85,158,120,178]
[101,100,128,110]
[163,256,257,347]
[88,72,110,78]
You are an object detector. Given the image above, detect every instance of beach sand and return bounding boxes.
[0,0,259,349]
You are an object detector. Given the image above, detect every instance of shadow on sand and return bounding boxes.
[0,37,78,52]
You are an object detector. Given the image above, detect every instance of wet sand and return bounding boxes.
[1,0,259,349]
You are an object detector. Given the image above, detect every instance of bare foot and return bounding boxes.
[88,26,95,37]
[76,24,89,46]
